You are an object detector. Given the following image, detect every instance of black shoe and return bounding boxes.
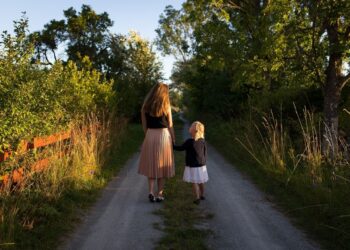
[193,199,200,205]
[200,196,205,200]
[148,193,155,202]
[156,196,165,202]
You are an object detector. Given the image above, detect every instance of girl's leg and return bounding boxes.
[199,183,204,197]
[157,178,164,197]
[192,183,200,199]
[148,178,155,195]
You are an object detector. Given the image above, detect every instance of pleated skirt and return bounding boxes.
[138,128,175,178]
[183,166,209,184]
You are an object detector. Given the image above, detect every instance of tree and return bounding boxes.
[157,0,350,154]
[30,20,66,65]
[304,0,350,152]
[31,5,113,71]
[64,5,113,70]
[114,31,163,118]
[268,0,350,152]
[156,5,193,62]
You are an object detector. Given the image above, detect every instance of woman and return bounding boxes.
[138,82,175,202]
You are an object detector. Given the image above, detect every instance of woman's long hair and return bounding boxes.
[142,83,170,116]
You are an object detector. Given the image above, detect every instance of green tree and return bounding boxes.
[31,5,113,71]
[30,19,65,65]
[64,5,113,70]
[156,5,193,62]
[114,31,163,118]
[157,0,350,153]
[292,0,350,152]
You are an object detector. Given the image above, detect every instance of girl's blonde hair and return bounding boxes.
[142,83,170,116]
[192,121,205,140]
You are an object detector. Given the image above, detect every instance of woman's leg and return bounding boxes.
[157,178,164,197]
[148,178,155,195]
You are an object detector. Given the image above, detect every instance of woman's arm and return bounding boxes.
[167,106,175,143]
[141,109,147,134]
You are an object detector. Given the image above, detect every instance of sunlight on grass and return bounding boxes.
[0,114,143,249]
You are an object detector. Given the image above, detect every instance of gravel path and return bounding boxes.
[62,118,320,250]
[61,152,163,250]
[180,118,320,250]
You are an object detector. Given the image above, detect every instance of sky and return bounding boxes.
[0,0,185,81]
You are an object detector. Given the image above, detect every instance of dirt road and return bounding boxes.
[62,119,320,250]
[180,118,319,250]
[61,153,163,250]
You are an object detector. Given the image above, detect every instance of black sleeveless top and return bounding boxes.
[145,113,169,128]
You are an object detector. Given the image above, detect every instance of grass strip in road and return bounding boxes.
[155,119,212,250]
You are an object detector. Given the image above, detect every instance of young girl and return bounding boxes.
[173,121,208,204]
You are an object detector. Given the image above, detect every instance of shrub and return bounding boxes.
[0,19,114,151]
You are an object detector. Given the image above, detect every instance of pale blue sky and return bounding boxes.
[0,0,184,81]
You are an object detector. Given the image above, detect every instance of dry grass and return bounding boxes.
[236,106,349,185]
[0,113,130,249]
[236,111,287,170]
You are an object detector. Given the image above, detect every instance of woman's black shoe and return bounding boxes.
[148,193,155,202]
[200,196,205,200]
[193,199,200,205]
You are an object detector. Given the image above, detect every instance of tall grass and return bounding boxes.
[236,106,349,185]
[204,106,350,249]
[0,113,128,249]
[295,106,323,169]
[236,111,287,171]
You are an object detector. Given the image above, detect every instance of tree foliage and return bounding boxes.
[30,5,163,119]
[0,16,114,150]
[31,4,113,71]
[113,31,163,118]
[156,0,350,144]
[0,6,164,150]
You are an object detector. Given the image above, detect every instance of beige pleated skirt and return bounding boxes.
[138,128,175,178]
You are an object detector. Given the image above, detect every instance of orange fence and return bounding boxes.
[0,130,72,188]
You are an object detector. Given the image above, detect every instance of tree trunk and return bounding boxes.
[322,23,343,157]
[323,53,341,157]
[323,77,340,156]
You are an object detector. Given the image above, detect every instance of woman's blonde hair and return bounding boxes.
[192,121,205,140]
[142,83,170,116]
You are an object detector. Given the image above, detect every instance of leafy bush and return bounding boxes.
[0,18,114,151]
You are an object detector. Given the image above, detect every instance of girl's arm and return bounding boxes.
[141,108,147,134]
[173,141,187,151]
[167,106,175,144]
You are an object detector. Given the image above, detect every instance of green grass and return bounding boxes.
[155,118,212,250]
[0,123,144,250]
[204,118,350,250]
